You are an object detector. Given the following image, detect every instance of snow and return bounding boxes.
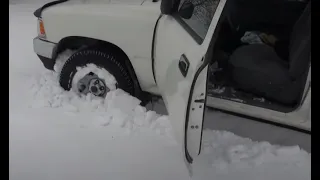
[9,2,310,180]
[53,49,74,73]
[193,131,310,180]
[72,63,118,93]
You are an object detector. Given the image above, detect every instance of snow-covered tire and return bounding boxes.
[59,48,134,96]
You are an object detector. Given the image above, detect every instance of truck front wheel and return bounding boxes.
[59,48,135,98]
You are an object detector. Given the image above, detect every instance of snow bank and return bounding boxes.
[29,68,173,139]
[193,130,311,180]
[27,65,311,180]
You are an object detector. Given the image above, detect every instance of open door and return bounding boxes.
[154,0,226,174]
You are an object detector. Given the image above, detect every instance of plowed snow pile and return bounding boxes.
[9,3,310,180]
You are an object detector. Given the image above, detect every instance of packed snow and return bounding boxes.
[72,63,118,94]
[9,2,310,180]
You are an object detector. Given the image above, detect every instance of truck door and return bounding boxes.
[154,0,227,171]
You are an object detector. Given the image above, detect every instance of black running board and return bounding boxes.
[34,0,69,18]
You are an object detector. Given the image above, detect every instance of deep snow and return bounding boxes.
[9,2,311,180]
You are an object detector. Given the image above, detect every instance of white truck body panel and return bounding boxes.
[154,0,227,168]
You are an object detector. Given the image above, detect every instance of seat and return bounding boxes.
[228,2,310,105]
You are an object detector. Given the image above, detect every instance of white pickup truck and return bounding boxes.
[33,0,311,168]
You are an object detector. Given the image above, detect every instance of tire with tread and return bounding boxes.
[59,47,135,96]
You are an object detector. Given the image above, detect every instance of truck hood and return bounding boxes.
[34,0,160,18]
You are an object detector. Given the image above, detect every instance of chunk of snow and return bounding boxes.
[54,49,75,73]
[72,63,118,93]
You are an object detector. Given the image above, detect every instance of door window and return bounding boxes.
[176,0,221,43]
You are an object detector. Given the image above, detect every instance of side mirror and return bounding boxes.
[178,1,194,19]
[161,0,176,15]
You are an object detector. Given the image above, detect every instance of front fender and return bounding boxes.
[41,2,161,91]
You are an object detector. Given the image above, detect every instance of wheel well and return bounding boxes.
[53,36,147,102]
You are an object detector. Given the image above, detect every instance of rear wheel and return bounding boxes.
[59,48,135,98]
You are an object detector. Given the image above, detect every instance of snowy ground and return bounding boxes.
[9,2,310,180]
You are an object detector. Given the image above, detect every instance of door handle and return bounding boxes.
[179,54,190,77]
